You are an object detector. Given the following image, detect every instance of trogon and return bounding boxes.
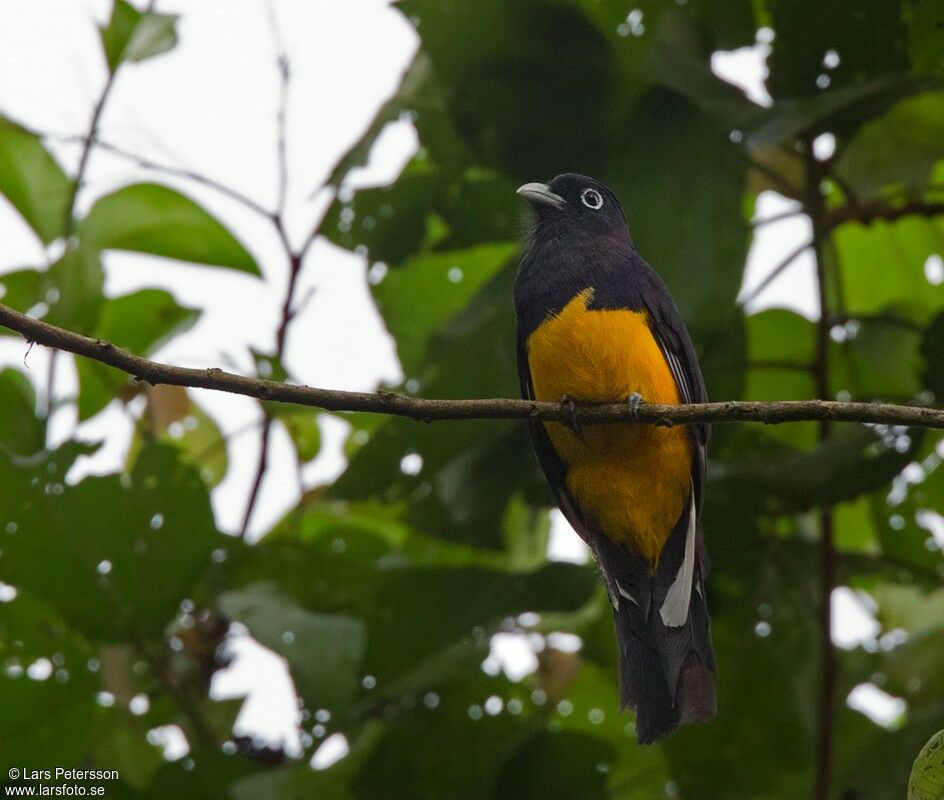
[514,173,716,743]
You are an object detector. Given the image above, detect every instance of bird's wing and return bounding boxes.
[642,277,709,514]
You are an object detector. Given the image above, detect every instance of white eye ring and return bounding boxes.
[581,188,603,210]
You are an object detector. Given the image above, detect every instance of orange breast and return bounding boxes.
[527,289,692,563]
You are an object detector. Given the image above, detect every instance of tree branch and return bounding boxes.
[3,302,944,429]
[828,201,944,229]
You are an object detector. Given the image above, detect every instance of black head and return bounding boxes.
[517,173,629,241]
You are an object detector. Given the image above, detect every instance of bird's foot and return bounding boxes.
[627,392,644,419]
[560,394,581,433]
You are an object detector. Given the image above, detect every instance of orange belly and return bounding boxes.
[527,289,692,563]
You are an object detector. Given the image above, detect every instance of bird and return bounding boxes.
[514,173,716,743]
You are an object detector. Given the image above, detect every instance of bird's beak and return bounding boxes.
[516,182,566,210]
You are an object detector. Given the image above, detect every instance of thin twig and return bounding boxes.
[62,75,119,238]
[72,136,275,218]
[61,0,161,234]
[240,429,272,536]
[239,18,304,538]
[740,239,812,306]
[268,1,290,219]
[807,139,837,800]
[3,302,944,429]
[751,208,804,228]
[48,17,125,430]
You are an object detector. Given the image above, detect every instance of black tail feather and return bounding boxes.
[590,509,716,744]
[616,620,678,743]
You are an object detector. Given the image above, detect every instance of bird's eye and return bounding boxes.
[581,188,603,210]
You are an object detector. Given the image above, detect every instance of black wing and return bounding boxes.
[639,265,710,514]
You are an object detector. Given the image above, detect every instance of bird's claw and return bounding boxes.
[627,392,644,419]
[560,394,581,433]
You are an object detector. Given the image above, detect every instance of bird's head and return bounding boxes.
[517,173,629,240]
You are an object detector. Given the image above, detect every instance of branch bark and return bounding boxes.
[828,200,944,229]
[3,302,944,429]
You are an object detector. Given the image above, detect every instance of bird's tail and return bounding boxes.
[589,499,716,744]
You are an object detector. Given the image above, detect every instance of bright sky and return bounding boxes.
[0,0,894,763]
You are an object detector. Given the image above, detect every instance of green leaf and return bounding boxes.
[374,242,517,374]
[492,730,613,800]
[99,0,178,72]
[99,0,140,71]
[833,497,879,553]
[714,425,920,514]
[747,77,937,152]
[331,265,532,549]
[744,309,816,431]
[0,655,108,772]
[321,167,445,265]
[351,664,539,800]
[0,368,44,456]
[871,444,944,573]
[871,584,944,637]
[833,216,944,322]
[909,0,944,75]
[123,386,229,487]
[279,410,321,463]
[76,289,199,420]
[909,729,944,800]
[122,746,261,799]
[0,587,94,666]
[0,268,44,326]
[100,287,200,355]
[921,311,944,397]
[747,308,816,368]
[610,90,750,333]
[362,562,597,680]
[833,705,943,800]
[80,183,260,275]
[0,117,71,243]
[231,723,384,800]
[831,313,925,400]
[123,11,178,64]
[92,716,165,790]
[252,349,289,382]
[164,400,229,488]
[836,91,944,201]
[44,245,105,335]
[0,442,221,640]
[397,0,619,181]
[765,0,908,98]
[218,582,367,713]
[650,8,763,127]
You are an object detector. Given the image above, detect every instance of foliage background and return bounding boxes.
[2,1,944,798]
